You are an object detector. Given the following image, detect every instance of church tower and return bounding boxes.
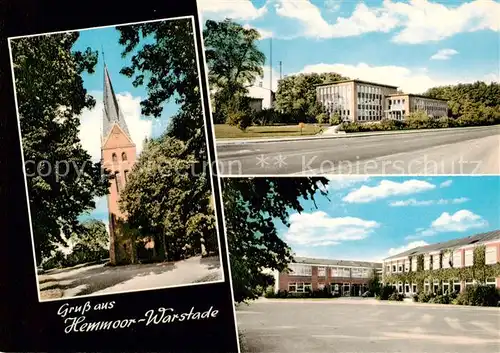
[101,65,137,265]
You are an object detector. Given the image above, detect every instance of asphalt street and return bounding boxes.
[216,125,500,175]
[236,298,500,353]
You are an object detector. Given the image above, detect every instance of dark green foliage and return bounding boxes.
[388,293,404,301]
[275,72,348,121]
[424,81,500,118]
[377,284,397,300]
[222,177,329,303]
[119,135,217,261]
[368,268,382,296]
[203,19,265,125]
[116,19,217,262]
[456,285,500,307]
[11,33,109,264]
[41,219,109,270]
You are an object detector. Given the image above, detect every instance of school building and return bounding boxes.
[271,257,382,296]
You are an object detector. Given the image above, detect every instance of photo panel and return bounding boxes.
[0,1,239,352]
[220,175,500,353]
[196,1,499,177]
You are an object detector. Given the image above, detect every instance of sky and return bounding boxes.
[274,176,500,262]
[198,0,500,95]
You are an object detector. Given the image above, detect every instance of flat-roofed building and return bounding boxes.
[316,79,399,123]
[271,257,382,297]
[382,230,500,297]
[386,93,448,120]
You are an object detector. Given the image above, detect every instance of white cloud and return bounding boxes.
[79,91,153,162]
[389,197,469,207]
[440,179,453,188]
[298,62,499,94]
[388,0,500,44]
[343,179,436,204]
[325,175,370,191]
[275,0,398,39]
[407,209,488,239]
[198,0,268,21]
[243,23,273,39]
[388,240,428,257]
[430,49,459,60]
[273,0,500,43]
[284,211,379,247]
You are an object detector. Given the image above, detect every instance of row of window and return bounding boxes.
[288,282,312,293]
[289,264,373,278]
[356,84,383,95]
[358,104,382,111]
[385,246,498,273]
[389,278,497,294]
[112,152,128,162]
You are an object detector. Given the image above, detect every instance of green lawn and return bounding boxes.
[214,124,324,139]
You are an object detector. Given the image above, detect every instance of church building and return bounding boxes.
[100,65,137,265]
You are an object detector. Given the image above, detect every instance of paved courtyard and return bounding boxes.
[237,298,500,353]
[38,255,222,300]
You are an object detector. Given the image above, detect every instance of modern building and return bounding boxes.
[387,93,448,120]
[382,230,500,297]
[271,257,382,296]
[316,79,448,122]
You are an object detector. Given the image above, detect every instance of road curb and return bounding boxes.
[216,125,498,146]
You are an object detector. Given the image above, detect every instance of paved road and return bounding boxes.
[38,256,222,300]
[216,126,500,175]
[237,298,500,353]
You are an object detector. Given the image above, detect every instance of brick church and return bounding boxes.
[100,65,152,265]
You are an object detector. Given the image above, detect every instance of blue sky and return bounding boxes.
[199,0,499,94]
[274,176,500,262]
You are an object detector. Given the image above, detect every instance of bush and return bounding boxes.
[412,293,419,302]
[418,292,434,303]
[429,294,450,304]
[388,293,404,301]
[227,110,252,130]
[456,285,500,307]
[378,285,397,300]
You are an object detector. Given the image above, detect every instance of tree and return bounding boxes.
[117,19,205,157]
[203,19,266,123]
[10,33,109,264]
[116,19,218,262]
[119,134,217,261]
[65,219,109,266]
[222,177,330,303]
[368,269,382,296]
[275,72,348,121]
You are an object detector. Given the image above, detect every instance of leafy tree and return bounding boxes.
[116,19,218,262]
[117,19,205,157]
[203,19,266,123]
[222,177,330,303]
[275,72,348,121]
[368,268,382,295]
[10,33,109,264]
[119,135,216,261]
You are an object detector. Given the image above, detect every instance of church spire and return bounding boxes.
[102,64,131,142]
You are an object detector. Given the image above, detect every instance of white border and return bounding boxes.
[194,10,242,353]
[7,15,228,303]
